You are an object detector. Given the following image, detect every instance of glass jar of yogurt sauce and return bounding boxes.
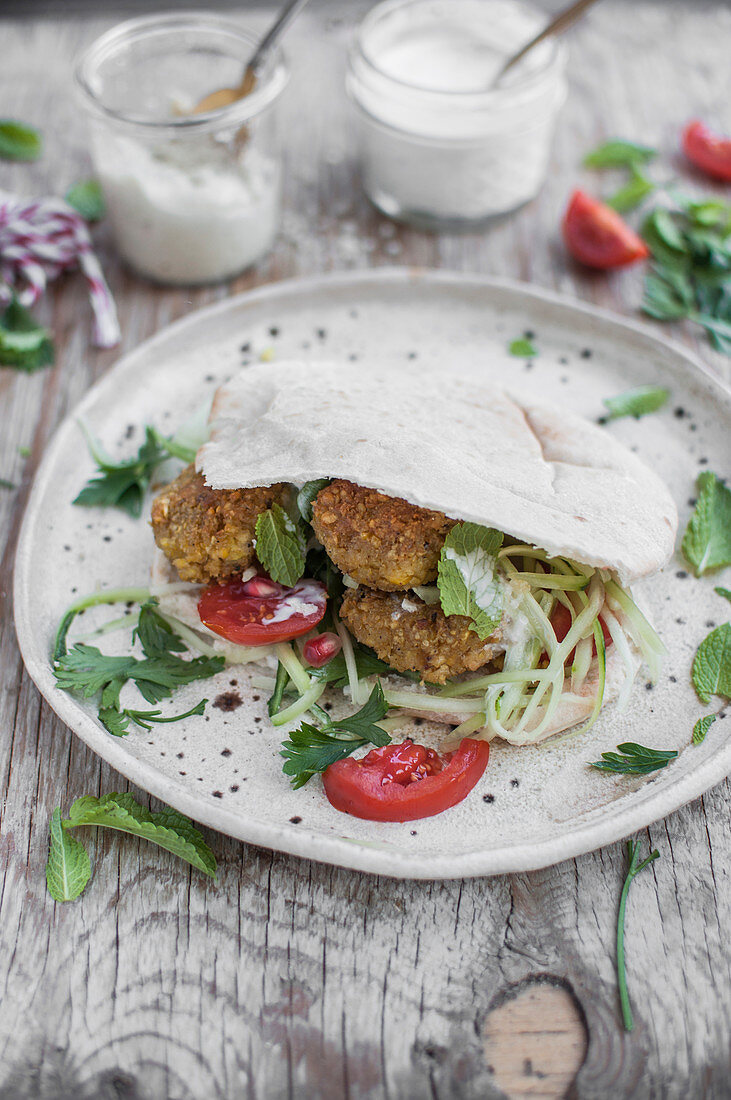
[347,0,567,228]
[75,13,288,285]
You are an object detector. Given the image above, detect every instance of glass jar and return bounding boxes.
[75,13,288,285]
[347,0,567,229]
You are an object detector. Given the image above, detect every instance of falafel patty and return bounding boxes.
[311,479,455,592]
[340,586,502,684]
[151,465,287,583]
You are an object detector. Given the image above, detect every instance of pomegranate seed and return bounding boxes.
[303,632,342,668]
[241,575,282,598]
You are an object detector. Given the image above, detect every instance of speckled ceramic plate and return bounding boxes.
[14,270,731,879]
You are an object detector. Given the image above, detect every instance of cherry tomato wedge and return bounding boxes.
[563,189,649,269]
[682,120,731,183]
[197,574,327,646]
[551,603,612,656]
[322,738,490,822]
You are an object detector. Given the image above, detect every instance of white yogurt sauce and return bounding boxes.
[93,132,280,284]
[348,0,567,224]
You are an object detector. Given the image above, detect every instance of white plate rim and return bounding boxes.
[13,267,731,880]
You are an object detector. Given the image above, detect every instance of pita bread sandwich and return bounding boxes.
[149,359,677,818]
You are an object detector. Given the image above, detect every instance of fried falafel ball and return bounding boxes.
[340,587,502,685]
[311,479,456,592]
[151,465,287,584]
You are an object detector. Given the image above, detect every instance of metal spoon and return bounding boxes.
[491,0,601,87]
[192,0,311,114]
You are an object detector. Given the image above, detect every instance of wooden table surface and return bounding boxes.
[1,3,730,1098]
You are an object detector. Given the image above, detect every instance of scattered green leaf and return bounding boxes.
[681,472,731,576]
[45,807,92,902]
[281,682,390,788]
[602,385,669,421]
[583,139,657,169]
[296,479,330,525]
[438,523,504,640]
[590,741,678,775]
[255,502,306,587]
[65,179,105,221]
[715,586,731,603]
[0,119,42,161]
[606,164,655,214]
[691,623,731,704]
[508,337,537,358]
[616,836,660,1031]
[0,298,54,371]
[0,477,15,490]
[692,714,716,745]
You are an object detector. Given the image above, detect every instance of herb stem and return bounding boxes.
[53,586,152,660]
[617,837,660,1031]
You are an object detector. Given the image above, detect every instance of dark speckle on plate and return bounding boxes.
[676,571,688,579]
[212,791,223,799]
[580,348,592,358]
[483,794,495,804]
[290,816,302,824]
[220,748,232,757]
[510,779,520,788]
[213,691,241,712]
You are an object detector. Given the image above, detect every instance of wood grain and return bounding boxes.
[1,3,730,1098]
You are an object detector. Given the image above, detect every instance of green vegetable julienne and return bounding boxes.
[601,385,669,421]
[65,179,105,221]
[692,715,716,745]
[0,119,42,161]
[45,807,91,903]
[681,472,731,576]
[583,139,657,169]
[255,503,306,586]
[691,623,731,704]
[438,523,504,640]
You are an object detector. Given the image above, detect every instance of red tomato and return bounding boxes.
[197,574,327,646]
[562,189,649,269]
[682,120,731,183]
[551,603,612,656]
[322,738,490,822]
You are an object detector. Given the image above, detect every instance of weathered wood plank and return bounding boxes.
[1,3,730,1098]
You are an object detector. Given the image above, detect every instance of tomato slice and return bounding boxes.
[682,120,731,183]
[563,189,649,269]
[322,738,490,822]
[551,603,612,656]
[197,574,327,646]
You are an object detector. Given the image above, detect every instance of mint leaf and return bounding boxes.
[692,623,731,704]
[692,714,716,745]
[255,502,305,586]
[602,385,669,420]
[583,139,657,168]
[64,792,216,878]
[65,179,105,221]
[0,299,54,372]
[438,523,504,639]
[45,807,91,902]
[681,472,731,576]
[297,479,330,524]
[607,164,655,214]
[0,119,41,161]
[508,337,537,357]
[715,586,731,603]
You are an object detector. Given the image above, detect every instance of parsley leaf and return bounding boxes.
[0,119,42,161]
[281,682,390,788]
[64,792,216,878]
[691,623,731,704]
[65,179,105,221]
[134,601,187,658]
[602,385,669,420]
[681,472,731,575]
[0,298,54,371]
[45,807,91,903]
[606,164,655,214]
[583,139,657,168]
[590,741,678,775]
[255,502,305,586]
[73,425,168,518]
[616,837,660,1031]
[437,523,504,639]
[508,337,537,357]
[99,699,207,736]
[692,714,716,745]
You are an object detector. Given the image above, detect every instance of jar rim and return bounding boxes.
[74,11,289,132]
[351,0,565,103]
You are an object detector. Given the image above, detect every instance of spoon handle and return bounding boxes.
[494,0,601,85]
[247,0,312,76]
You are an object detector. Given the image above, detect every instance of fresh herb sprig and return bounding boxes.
[616,836,660,1031]
[601,385,669,421]
[437,523,504,640]
[691,622,731,704]
[681,472,731,576]
[65,179,105,222]
[280,682,390,788]
[0,298,54,371]
[590,742,678,775]
[255,503,306,586]
[508,337,537,358]
[0,119,42,161]
[46,793,216,903]
[692,715,716,745]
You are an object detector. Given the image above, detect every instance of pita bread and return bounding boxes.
[198,360,677,583]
